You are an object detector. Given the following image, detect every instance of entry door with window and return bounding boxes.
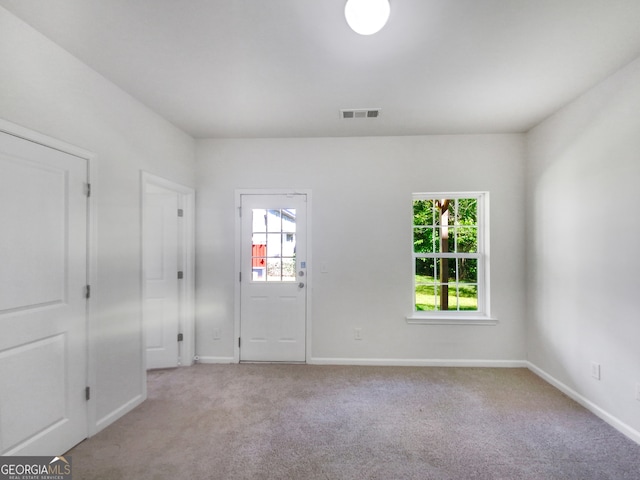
[240,194,307,362]
[0,130,88,455]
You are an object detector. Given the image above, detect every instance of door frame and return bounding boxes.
[234,189,313,363]
[141,172,196,372]
[0,118,98,437]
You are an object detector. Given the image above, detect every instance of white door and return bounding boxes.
[143,185,180,369]
[0,131,88,455]
[240,194,307,362]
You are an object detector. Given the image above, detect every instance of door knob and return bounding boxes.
[298,282,305,288]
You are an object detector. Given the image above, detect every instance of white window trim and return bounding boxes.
[406,191,496,326]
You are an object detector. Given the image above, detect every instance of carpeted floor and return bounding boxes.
[67,364,640,479]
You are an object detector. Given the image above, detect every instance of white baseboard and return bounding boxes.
[309,357,527,368]
[527,362,640,446]
[94,394,144,434]
[195,355,235,364]
[193,355,527,368]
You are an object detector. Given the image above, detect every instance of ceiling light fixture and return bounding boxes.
[344,0,391,35]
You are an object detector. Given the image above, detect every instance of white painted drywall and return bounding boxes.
[196,134,526,363]
[0,7,195,433]
[526,55,640,435]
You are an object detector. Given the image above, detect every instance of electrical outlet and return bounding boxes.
[213,328,221,340]
[591,362,601,380]
[354,328,363,340]
[635,383,640,402]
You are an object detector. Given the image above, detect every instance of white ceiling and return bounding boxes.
[2,0,640,138]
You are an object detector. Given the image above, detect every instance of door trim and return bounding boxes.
[234,189,313,363]
[0,118,97,437]
[141,172,196,373]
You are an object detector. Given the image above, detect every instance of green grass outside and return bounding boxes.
[415,275,478,311]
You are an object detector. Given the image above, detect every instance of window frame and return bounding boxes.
[407,191,495,325]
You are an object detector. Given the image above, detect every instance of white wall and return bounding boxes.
[0,7,195,432]
[526,55,640,439]
[196,134,526,364]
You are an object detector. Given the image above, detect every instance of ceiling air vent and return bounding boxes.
[340,108,381,119]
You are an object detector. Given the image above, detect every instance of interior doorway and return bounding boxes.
[0,127,90,455]
[142,173,195,369]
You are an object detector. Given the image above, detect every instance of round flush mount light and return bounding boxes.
[345,0,391,35]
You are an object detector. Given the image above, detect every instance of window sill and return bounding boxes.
[406,314,498,326]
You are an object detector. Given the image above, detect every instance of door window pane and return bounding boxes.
[252,208,296,282]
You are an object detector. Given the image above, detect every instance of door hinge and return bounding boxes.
[86,183,91,197]
[238,206,242,217]
[85,285,91,299]
[177,333,184,342]
[85,386,91,401]
[178,208,184,217]
[239,272,242,282]
[178,271,184,279]
[238,337,241,348]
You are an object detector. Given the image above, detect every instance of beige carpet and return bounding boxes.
[68,365,640,479]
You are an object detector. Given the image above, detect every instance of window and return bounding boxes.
[251,208,296,282]
[408,192,493,324]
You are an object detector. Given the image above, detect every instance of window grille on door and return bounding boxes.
[251,209,296,282]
